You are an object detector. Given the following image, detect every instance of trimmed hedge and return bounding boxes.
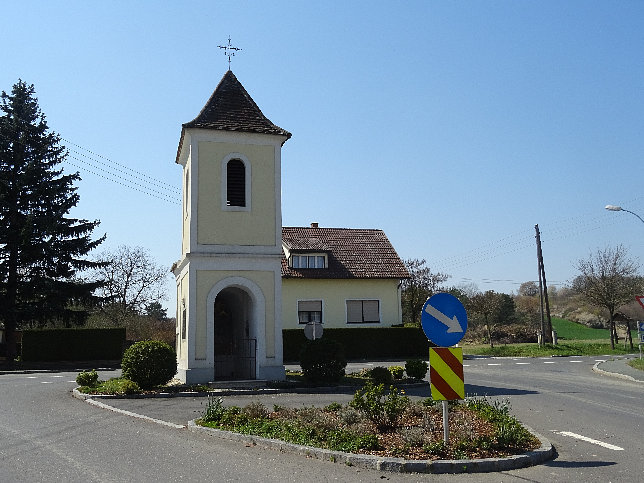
[283,327,432,362]
[21,328,126,362]
[299,338,347,383]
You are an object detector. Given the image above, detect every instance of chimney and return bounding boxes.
[310,222,319,228]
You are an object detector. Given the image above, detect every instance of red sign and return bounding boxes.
[637,296,644,310]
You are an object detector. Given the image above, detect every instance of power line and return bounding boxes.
[62,138,180,194]
[66,157,180,205]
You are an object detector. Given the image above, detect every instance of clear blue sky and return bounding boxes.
[3,1,643,317]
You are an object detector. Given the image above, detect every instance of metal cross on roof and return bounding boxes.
[218,36,242,70]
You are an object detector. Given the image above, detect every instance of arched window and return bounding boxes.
[226,159,246,207]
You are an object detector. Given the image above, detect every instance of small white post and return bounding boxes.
[442,400,449,444]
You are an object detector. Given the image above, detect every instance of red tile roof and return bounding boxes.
[176,70,291,162]
[281,227,410,280]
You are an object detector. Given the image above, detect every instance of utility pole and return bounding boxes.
[537,241,545,346]
[535,225,553,343]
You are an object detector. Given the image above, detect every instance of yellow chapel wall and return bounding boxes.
[181,159,191,255]
[176,272,188,363]
[197,142,276,247]
[281,278,402,329]
[194,270,276,360]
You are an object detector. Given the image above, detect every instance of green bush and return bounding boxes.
[388,365,404,380]
[369,366,393,384]
[121,340,177,389]
[405,358,428,379]
[76,369,99,387]
[350,382,409,431]
[201,395,226,423]
[100,378,141,395]
[299,338,346,384]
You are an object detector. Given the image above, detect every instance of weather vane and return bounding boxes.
[218,36,241,70]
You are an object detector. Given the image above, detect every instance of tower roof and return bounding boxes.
[183,70,291,137]
[176,71,291,163]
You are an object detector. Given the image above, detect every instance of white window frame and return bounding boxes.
[346,299,381,324]
[297,299,323,324]
[290,253,327,269]
[221,153,251,212]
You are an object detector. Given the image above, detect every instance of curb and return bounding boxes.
[72,389,186,429]
[187,420,554,474]
[592,361,644,384]
[75,388,555,474]
[71,381,429,400]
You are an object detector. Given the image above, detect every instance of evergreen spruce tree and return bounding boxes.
[0,80,105,362]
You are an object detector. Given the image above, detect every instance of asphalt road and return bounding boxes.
[1,356,642,482]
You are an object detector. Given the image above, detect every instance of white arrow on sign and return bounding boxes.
[425,303,463,333]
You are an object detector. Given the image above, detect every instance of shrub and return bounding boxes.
[350,382,409,431]
[243,401,269,420]
[100,378,141,395]
[76,369,99,387]
[299,338,346,384]
[324,402,343,412]
[388,365,404,380]
[201,395,225,423]
[121,340,177,389]
[369,366,393,384]
[405,358,428,379]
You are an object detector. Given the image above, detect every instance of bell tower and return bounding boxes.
[173,70,291,383]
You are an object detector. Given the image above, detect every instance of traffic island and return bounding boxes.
[187,419,554,474]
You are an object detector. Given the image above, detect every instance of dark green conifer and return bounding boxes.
[0,80,105,362]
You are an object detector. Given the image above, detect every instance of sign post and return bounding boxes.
[637,297,644,360]
[421,293,468,443]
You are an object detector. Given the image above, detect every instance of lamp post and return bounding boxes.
[605,205,644,225]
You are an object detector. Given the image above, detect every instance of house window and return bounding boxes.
[298,300,322,324]
[291,255,326,269]
[226,159,246,207]
[346,300,380,324]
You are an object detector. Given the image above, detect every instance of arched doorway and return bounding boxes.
[213,287,256,380]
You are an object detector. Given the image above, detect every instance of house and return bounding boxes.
[281,225,409,329]
[173,69,408,384]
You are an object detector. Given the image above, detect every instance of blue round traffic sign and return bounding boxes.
[421,293,468,346]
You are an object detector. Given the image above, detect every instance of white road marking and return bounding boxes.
[51,375,64,378]
[487,363,502,366]
[552,431,624,451]
[40,381,53,384]
[86,398,185,429]
[26,376,37,379]
[515,362,531,365]
[569,360,582,363]
[543,361,556,364]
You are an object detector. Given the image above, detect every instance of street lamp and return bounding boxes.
[605,205,644,225]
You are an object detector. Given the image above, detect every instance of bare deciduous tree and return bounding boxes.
[574,245,642,349]
[468,290,502,348]
[518,281,539,297]
[93,245,169,325]
[401,259,449,326]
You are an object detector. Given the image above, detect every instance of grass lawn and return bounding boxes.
[628,358,644,371]
[462,317,640,357]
